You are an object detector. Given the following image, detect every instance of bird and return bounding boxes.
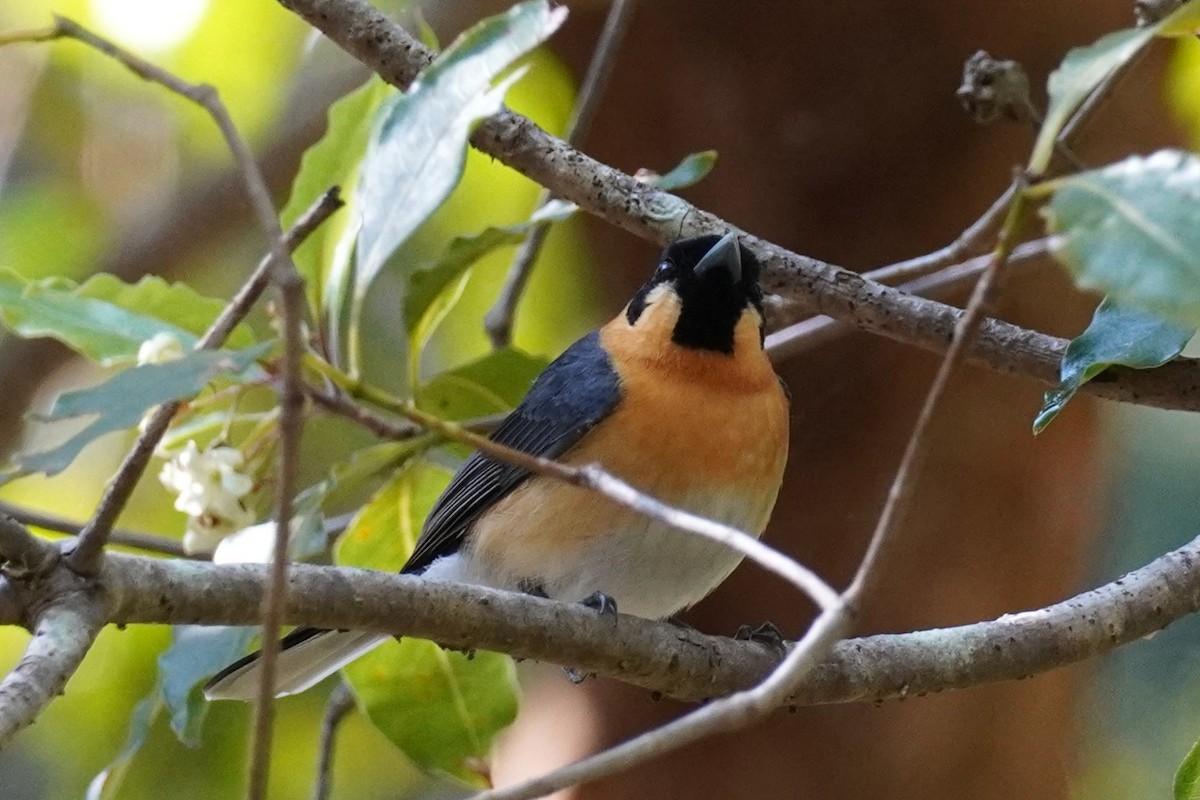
[205,232,790,701]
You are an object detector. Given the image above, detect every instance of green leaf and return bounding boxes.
[1033,297,1193,433]
[347,641,518,787]
[349,0,567,358]
[1031,2,1200,172]
[1177,735,1200,800]
[279,76,394,320]
[324,438,434,513]
[642,150,719,191]
[88,625,257,798]
[417,348,548,420]
[404,200,582,372]
[9,344,270,479]
[336,462,519,785]
[76,273,256,350]
[0,269,255,365]
[1043,149,1200,325]
[406,227,531,338]
[159,626,257,746]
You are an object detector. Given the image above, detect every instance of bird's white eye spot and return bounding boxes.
[655,260,676,281]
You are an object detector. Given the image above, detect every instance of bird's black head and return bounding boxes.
[624,233,765,354]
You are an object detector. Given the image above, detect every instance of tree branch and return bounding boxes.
[0,500,191,560]
[764,235,1053,362]
[0,598,106,747]
[3,527,1179,707]
[278,0,1200,413]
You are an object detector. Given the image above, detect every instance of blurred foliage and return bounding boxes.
[0,0,596,796]
[1068,30,1200,800]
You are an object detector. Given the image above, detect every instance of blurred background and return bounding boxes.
[1,0,1199,798]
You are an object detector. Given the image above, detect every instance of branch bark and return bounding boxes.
[0,598,106,747]
[0,528,1173,708]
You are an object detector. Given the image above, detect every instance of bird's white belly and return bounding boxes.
[420,487,773,619]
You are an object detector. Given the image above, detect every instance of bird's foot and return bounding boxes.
[563,666,591,685]
[563,592,618,684]
[734,621,788,657]
[579,591,618,619]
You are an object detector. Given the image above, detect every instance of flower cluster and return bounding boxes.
[159,440,255,555]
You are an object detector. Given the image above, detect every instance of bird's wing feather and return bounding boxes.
[402,330,623,574]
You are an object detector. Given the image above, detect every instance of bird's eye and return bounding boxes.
[654,261,676,281]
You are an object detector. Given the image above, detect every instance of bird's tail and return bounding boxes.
[203,627,387,701]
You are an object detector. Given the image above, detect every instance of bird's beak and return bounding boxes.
[694,233,742,283]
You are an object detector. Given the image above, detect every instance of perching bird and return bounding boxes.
[205,233,790,701]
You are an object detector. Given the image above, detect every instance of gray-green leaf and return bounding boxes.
[9,344,269,479]
[1033,297,1193,433]
[0,269,254,365]
[352,0,567,326]
[643,150,718,191]
[1043,149,1200,325]
[160,625,257,746]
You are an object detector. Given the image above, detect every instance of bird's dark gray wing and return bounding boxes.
[401,330,622,574]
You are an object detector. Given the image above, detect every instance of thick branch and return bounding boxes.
[279,0,1200,413]
[0,599,106,747]
[48,529,1200,706]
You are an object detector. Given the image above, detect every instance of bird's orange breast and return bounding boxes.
[464,300,790,617]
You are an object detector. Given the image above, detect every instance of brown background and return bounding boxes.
[488,2,1177,798]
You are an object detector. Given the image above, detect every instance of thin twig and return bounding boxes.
[8,16,339,795]
[866,184,1017,286]
[764,236,1053,362]
[847,180,1028,601]
[0,500,191,559]
[308,385,509,440]
[249,268,306,800]
[483,0,638,348]
[312,680,355,800]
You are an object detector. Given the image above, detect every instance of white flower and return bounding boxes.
[159,441,256,555]
[137,331,185,366]
[213,520,287,565]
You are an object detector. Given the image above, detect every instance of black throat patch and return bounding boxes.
[626,235,764,354]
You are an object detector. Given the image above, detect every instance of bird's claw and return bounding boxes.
[734,621,788,656]
[580,591,618,619]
